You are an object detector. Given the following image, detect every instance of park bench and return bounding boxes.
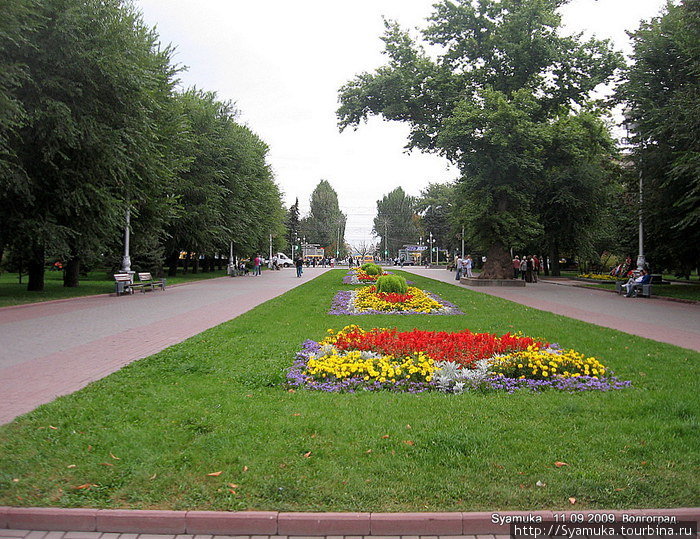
[113,273,147,295]
[137,272,166,291]
[616,280,652,298]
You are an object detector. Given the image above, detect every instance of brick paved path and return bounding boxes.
[0,268,329,425]
[402,268,700,352]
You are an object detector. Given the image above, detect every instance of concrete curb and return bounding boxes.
[1,507,698,536]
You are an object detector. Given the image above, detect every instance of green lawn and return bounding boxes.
[0,268,233,308]
[0,270,697,511]
[584,282,700,302]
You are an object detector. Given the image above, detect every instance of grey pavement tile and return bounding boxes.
[192,536,213,539]
[23,533,47,539]
[118,535,139,539]
[43,533,66,539]
[98,535,120,539]
[136,535,175,539]
[0,533,31,539]
[63,533,103,539]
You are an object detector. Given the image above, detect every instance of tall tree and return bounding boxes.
[374,187,418,258]
[0,0,180,290]
[338,0,622,278]
[617,0,700,276]
[302,180,347,257]
[286,198,300,257]
[415,182,458,254]
[534,110,619,275]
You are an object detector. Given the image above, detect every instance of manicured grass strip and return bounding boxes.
[0,269,234,308]
[584,282,700,302]
[0,269,698,511]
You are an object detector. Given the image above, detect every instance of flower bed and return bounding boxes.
[343,268,392,284]
[287,325,631,394]
[330,286,462,315]
[577,273,618,281]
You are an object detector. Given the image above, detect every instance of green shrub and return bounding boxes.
[363,263,382,275]
[375,274,408,294]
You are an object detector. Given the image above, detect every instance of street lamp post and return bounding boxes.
[623,109,646,271]
[429,232,433,265]
[121,207,131,274]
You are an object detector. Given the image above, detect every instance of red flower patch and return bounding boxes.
[332,327,543,368]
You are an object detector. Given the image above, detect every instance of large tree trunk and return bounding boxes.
[478,242,512,280]
[63,257,80,287]
[549,245,561,276]
[542,255,550,276]
[167,251,179,277]
[27,244,45,291]
[192,254,199,274]
[183,252,190,274]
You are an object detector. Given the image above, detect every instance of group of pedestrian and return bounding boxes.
[454,255,474,280]
[512,255,540,283]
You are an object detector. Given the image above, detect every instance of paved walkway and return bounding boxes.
[401,268,700,352]
[0,268,329,425]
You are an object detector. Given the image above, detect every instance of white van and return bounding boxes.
[275,252,294,267]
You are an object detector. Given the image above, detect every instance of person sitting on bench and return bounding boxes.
[623,269,651,297]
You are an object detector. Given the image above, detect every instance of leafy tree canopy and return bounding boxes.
[338,0,622,278]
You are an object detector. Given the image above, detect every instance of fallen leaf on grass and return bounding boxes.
[403,440,415,446]
[287,389,296,393]
[227,483,238,489]
[291,413,301,417]
[303,451,312,458]
[109,453,120,460]
[310,434,317,439]
[569,497,577,505]
[536,481,547,487]
[74,484,97,490]
[405,424,412,429]
[12,478,19,482]
[206,471,223,477]
[149,474,157,480]
[67,465,76,469]
[365,449,372,454]
[98,462,114,467]
[554,461,568,467]
[614,488,626,492]
[493,463,505,469]
[228,489,236,495]
[49,425,58,430]
[242,466,249,472]
[381,435,390,439]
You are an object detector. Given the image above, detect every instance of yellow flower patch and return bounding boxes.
[354,285,444,313]
[489,346,607,381]
[306,348,437,383]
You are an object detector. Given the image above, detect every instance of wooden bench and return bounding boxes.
[137,272,166,291]
[114,273,148,295]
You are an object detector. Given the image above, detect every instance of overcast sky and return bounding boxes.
[134,0,666,247]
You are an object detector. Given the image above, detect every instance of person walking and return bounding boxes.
[465,255,474,278]
[519,257,527,280]
[455,255,463,280]
[295,255,304,278]
[253,254,262,276]
[525,256,534,283]
[532,255,540,282]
